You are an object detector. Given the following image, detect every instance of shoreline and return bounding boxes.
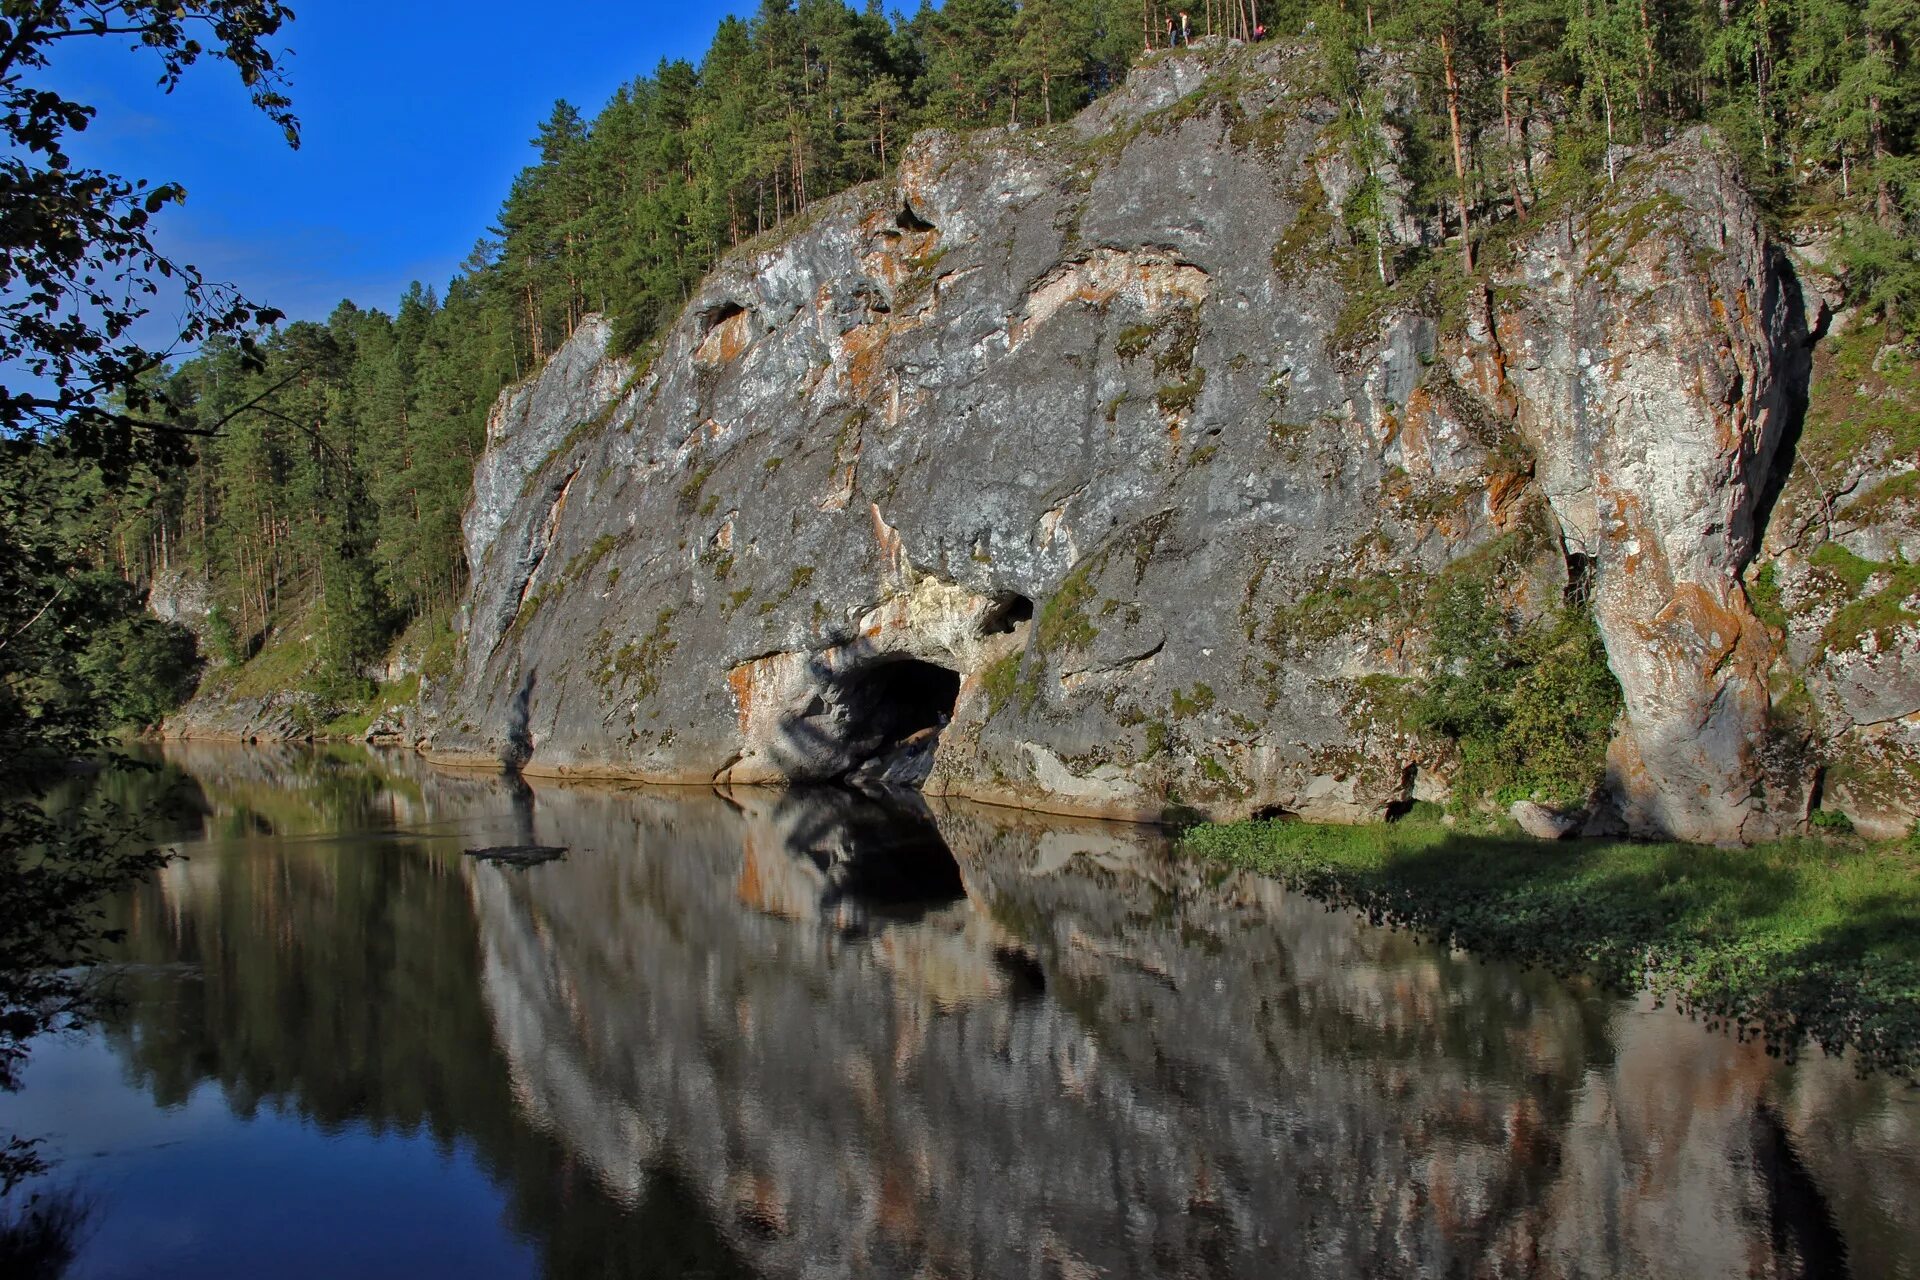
[138,734,1920,1080]
[1183,815,1920,1083]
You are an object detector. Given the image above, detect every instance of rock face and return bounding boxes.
[1468,134,1814,841]
[1754,315,1920,841]
[423,41,1905,842]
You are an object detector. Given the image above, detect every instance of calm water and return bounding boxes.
[3,743,1916,1279]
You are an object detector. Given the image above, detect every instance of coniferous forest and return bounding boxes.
[3,0,1920,1257]
[20,0,1920,727]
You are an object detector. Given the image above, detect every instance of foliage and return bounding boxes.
[0,1,298,479]
[1414,570,1622,811]
[1184,814,1920,1080]
[1810,807,1856,833]
[112,298,498,708]
[0,2,300,1197]
[0,788,173,1191]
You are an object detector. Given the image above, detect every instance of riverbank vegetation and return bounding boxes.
[1184,814,1920,1079]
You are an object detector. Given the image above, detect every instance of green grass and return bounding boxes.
[1807,543,1920,652]
[220,621,318,699]
[1037,559,1099,652]
[319,672,420,739]
[1184,815,1920,1080]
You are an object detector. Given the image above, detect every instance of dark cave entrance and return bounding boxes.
[833,656,961,792]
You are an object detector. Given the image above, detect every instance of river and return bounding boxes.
[3,742,1915,1278]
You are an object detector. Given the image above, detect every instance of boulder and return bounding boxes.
[1510,801,1579,842]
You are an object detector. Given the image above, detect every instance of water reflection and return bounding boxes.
[17,744,1920,1278]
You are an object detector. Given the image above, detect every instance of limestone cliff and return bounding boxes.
[425,41,1913,843]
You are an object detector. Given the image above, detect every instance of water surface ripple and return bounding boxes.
[5,743,1915,1279]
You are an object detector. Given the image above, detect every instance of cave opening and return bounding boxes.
[895,201,937,233]
[833,656,961,792]
[982,593,1035,635]
[698,299,747,332]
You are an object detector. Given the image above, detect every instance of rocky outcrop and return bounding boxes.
[421,41,1905,842]
[462,314,633,669]
[1752,311,1920,839]
[1466,133,1814,841]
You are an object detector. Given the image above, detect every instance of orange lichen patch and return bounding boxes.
[841,321,890,395]
[1711,403,1742,456]
[860,593,906,640]
[819,462,856,512]
[546,469,576,530]
[1486,470,1531,527]
[693,306,754,366]
[1010,249,1209,349]
[857,203,939,289]
[726,662,757,733]
[1394,387,1448,474]
[1662,581,1772,681]
[1600,491,1665,580]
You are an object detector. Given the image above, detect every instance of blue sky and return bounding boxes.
[49,1,774,326]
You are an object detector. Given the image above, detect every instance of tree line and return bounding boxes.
[93,0,1918,719]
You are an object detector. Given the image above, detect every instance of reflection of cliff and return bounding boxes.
[86,744,1920,1278]
[468,782,1920,1279]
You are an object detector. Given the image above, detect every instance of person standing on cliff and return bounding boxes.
[1178,10,1191,44]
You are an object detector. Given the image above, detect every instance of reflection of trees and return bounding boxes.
[102,748,757,1280]
[0,1185,92,1280]
[89,746,1920,1280]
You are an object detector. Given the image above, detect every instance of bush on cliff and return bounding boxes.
[1413,572,1622,813]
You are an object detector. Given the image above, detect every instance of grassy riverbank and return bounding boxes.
[1183,814,1920,1081]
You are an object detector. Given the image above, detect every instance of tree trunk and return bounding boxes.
[1868,30,1894,228]
[1637,0,1659,123]
[1439,29,1474,273]
[1496,0,1527,217]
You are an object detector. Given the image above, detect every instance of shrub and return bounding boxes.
[1414,572,1621,811]
[1810,808,1855,834]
